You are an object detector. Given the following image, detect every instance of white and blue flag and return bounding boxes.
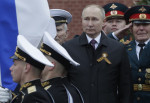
[0,0,56,91]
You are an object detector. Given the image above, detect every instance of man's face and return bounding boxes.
[82,6,103,38]
[103,18,126,34]
[9,60,25,83]
[132,23,150,42]
[55,23,68,45]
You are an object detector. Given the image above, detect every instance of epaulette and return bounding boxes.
[27,86,37,94]
[44,85,51,90]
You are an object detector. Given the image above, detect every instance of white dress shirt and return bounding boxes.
[86,33,101,49]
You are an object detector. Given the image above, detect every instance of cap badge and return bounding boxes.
[139,14,147,19]
[139,6,146,12]
[97,53,112,64]
[110,4,117,9]
[110,10,118,15]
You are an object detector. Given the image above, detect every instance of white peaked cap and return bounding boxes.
[11,35,54,69]
[40,32,80,67]
[50,9,72,24]
[15,0,55,47]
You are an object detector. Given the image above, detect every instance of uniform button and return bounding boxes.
[90,83,94,87]
[137,97,140,101]
[138,78,141,82]
[138,69,142,72]
[90,63,93,66]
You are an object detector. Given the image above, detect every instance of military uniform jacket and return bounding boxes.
[11,79,52,103]
[42,77,68,103]
[62,32,132,103]
[62,77,84,103]
[126,41,150,103]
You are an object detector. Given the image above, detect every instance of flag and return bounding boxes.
[0,0,56,91]
[0,0,18,90]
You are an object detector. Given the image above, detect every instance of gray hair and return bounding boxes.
[63,23,68,32]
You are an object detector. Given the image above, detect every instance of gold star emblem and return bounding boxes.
[110,4,117,9]
[139,6,146,12]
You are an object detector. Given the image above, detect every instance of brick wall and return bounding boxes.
[48,0,134,40]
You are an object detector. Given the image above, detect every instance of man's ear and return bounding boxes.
[129,23,133,33]
[47,61,56,71]
[24,63,31,73]
[102,19,107,29]
[65,29,69,38]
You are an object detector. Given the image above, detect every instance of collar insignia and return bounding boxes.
[41,81,50,87]
[20,83,32,91]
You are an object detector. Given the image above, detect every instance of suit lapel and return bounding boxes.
[79,32,89,46]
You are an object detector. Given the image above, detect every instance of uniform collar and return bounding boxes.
[41,77,62,87]
[135,39,150,46]
[20,79,41,92]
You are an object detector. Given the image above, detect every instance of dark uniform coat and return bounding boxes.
[11,79,52,103]
[62,77,84,103]
[62,32,132,103]
[42,77,68,103]
[126,41,150,103]
[108,33,150,103]
[42,77,84,103]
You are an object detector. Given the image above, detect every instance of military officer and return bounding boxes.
[50,9,72,45]
[124,5,150,103]
[103,2,133,44]
[40,32,84,103]
[0,35,54,103]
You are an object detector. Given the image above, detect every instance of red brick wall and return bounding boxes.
[48,0,134,40]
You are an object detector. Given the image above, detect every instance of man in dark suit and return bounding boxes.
[62,4,132,103]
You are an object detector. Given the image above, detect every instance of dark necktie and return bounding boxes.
[138,43,145,59]
[90,39,97,50]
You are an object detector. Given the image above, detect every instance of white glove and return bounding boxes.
[0,86,12,102]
